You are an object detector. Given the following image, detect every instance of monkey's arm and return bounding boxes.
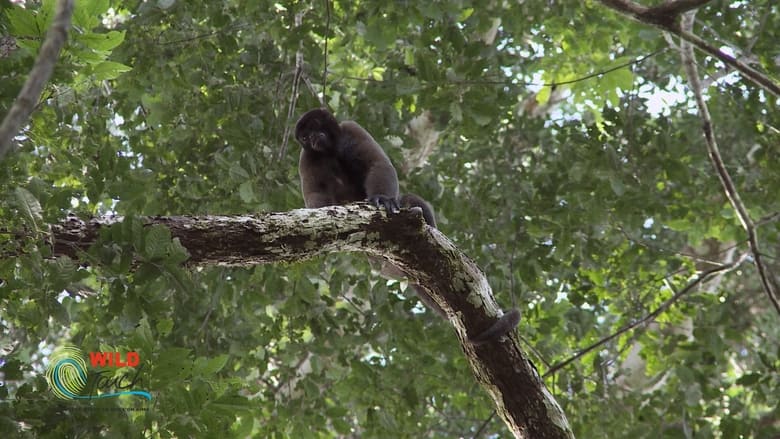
[364,162,400,212]
[340,121,400,212]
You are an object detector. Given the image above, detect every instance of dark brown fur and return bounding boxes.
[400,194,436,228]
[297,108,399,212]
[295,108,518,345]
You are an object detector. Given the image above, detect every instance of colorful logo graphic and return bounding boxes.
[45,346,152,401]
[45,346,89,399]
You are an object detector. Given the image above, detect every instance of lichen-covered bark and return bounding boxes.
[49,204,573,438]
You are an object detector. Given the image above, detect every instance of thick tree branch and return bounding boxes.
[0,0,75,159]
[679,12,780,316]
[50,205,574,439]
[651,0,713,16]
[598,0,780,97]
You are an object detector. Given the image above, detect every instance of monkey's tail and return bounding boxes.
[398,194,519,345]
[468,309,521,346]
[413,284,521,346]
[400,193,436,227]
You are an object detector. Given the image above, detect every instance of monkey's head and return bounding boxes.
[295,108,341,153]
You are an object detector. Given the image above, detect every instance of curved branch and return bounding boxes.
[597,0,714,28]
[598,0,780,97]
[678,12,780,315]
[676,27,780,97]
[49,206,574,438]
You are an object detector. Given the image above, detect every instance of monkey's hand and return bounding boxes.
[368,195,400,214]
[469,309,522,346]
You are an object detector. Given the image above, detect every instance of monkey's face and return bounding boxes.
[295,108,340,153]
[296,129,332,152]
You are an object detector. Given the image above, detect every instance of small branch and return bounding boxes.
[545,48,666,87]
[0,0,75,159]
[332,48,661,91]
[677,27,780,97]
[321,0,331,99]
[277,11,307,161]
[543,255,748,377]
[597,0,780,97]
[277,54,302,160]
[159,22,250,46]
[679,12,780,316]
[757,212,780,228]
[472,411,497,439]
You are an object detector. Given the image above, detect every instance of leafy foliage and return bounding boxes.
[1,0,778,437]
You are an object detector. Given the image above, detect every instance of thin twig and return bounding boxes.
[0,0,75,159]
[679,12,780,315]
[543,255,748,377]
[756,212,780,228]
[301,74,325,106]
[546,48,666,87]
[277,12,306,161]
[321,0,331,99]
[333,49,663,89]
[472,411,496,439]
[160,22,250,46]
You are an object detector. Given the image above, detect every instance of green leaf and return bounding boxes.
[735,372,761,386]
[238,180,256,203]
[364,18,394,50]
[609,178,625,196]
[90,60,133,80]
[78,31,126,52]
[167,238,190,264]
[49,256,77,287]
[6,6,43,37]
[229,163,250,181]
[13,187,43,233]
[156,318,174,336]
[194,354,229,375]
[144,225,172,260]
[72,0,110,29]
[610,67,634,90]
[152,348,193,381]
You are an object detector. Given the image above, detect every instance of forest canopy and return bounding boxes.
[1,0,778,437]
